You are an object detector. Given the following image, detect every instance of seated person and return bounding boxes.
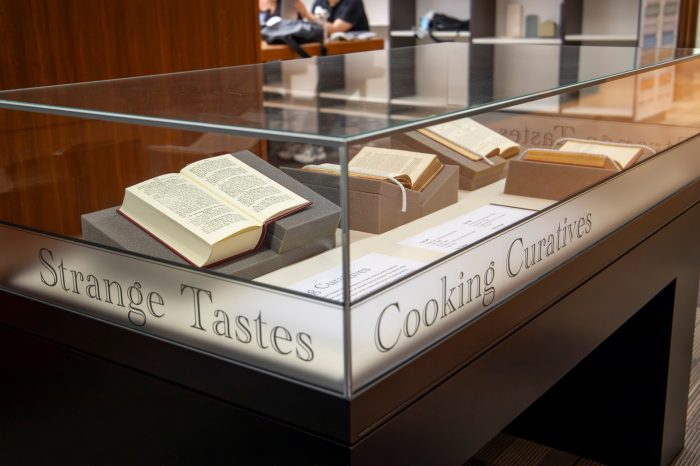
[295,0,370,34]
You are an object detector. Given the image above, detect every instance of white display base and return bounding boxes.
[256,179,554,289]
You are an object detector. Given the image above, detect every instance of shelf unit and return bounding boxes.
[261,43,676,131]
[471,37,562,44]
[389,0,472,47]
[387,0,679,48]
[470,0,565,43]
[563,34,639,42]
[390,29,472,39]
[383,0,679,121]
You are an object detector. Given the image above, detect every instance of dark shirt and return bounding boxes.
[310,0,370,32]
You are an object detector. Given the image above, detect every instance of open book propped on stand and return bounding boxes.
[301,147,443,214]
[419,117,520,164]
[283,146,458,234]
[301,146,443,194]
[521,139,647,171]
[505,138,655,200]
[392,117,520,190]
[118,153,311,267]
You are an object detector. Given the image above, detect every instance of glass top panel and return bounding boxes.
[0,44,697,143]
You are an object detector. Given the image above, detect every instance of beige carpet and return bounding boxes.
[464,433,605,465]
[671,307,700,465]
[464,308,700,466]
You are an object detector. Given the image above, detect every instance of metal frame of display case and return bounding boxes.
[0,44,699,464]
[2,172,697,465]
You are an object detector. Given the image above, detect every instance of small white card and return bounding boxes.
[399,205,534,253]
[290,253,426,302]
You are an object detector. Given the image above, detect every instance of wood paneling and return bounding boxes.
[0,0,260,89]
[678,0,699,48]
[260,38,385,62]
[0,114,260,237]
[0,0,263,237]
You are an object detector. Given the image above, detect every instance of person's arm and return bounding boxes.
[295,0,315,21]
[325,18,352,34]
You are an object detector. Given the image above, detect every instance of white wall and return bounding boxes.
[365,0,389,25]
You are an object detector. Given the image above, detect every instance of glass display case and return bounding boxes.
[1,43,699,404]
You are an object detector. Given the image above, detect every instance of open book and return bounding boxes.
[118,154,310,267]
[418,117,520,164]
[302,146,443,191]
[523,140,646,171]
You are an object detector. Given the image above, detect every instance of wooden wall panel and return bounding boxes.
[677,0,699,48]
[0,0,264,237]
[0,0,260,89]
[0,113,260,237]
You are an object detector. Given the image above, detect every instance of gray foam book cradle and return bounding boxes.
[81,151,341,279]
[282,164,459,234]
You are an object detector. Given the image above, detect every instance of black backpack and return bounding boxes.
[262,19,326,58]
[429,13,470,42]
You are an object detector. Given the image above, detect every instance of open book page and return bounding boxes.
[419,117,520,161]
[121,174,259,245]
[348,147,441,191]
[558,140,643,169]
[181,154,309,224]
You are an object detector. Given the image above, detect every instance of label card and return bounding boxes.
[399,205,534,253]
[289,253,426,302]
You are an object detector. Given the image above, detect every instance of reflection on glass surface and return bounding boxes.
[1,43,700,394]
[261,58,700,304]
[0,44,697,142]
[0,46,699,303]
